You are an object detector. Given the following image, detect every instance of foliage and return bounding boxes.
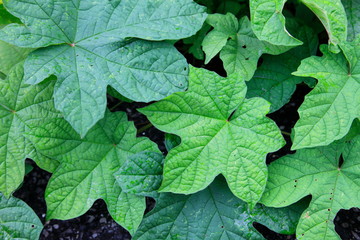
[0,0,359,239]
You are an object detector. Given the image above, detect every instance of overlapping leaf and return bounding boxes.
[134,177,306,240]
[0,63,59,197]
[202,14,290,81]
[261,135,360,239]
[140,67,285,208]
[0,193,43,240]
[0,0,207,136]
[247,22,318,112]
[27,110,159,234]
[292,40,360,149]
[250,0,347,51]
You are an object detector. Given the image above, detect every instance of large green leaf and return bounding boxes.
[134,177,306,240]
[140,67,284,208]
[26,110,159,235]
[342,0,360,41]
[0,0,207,136]
[261,135,360,240]
[0,193,43,240]
[202,14,290,81]
[0,63,59,197]
[250,0,347,50]
[247,22,318,112]
[292,41,360,150]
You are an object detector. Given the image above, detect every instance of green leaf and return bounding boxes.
[0,63,58,197]
[342,0,360,41]
[0,0,207,137]
[0,193,43,240]
[164,133,181,152]
[202,14,290,81]
[140,66,284,208]
[202,13,239,64]
[114,151,163,198]
[26,110,159,235]
[261,135,360,240]
[250,0,347,50]
[134,177,306,240]
[292,41,360,150]
[247,22,318,112]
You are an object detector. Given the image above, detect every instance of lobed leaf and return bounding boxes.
[26,110,159,235]
[261,135,360,239]
[0,0,207,136]
[292,40,360,149]
[140,66,284,208]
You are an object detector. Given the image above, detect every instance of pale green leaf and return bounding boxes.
[250,0,347,50]
[114,151,163,198]
[140,67,284,208]
[0,63,58,197]
[134,177,305,240]
[0,193,43,240]
[342,0,360,41]
[26,110,159,235]
[292,41,360,150]
[261,135,360,240]
[0,0,207,137]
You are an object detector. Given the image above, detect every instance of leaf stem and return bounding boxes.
[281,131,291,136]
[109,101,123,111]
[137,123,153,134]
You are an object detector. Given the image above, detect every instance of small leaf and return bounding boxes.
[134,177,306,240]
[27,110,159,235]
[140,66,284,208]
[292,41,360,150]
[114,151,164,198]
[0,0,207,136]
[0,193,43,240]
[261,135,360,239]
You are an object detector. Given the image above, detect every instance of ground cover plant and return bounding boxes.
[0,0,359,239]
